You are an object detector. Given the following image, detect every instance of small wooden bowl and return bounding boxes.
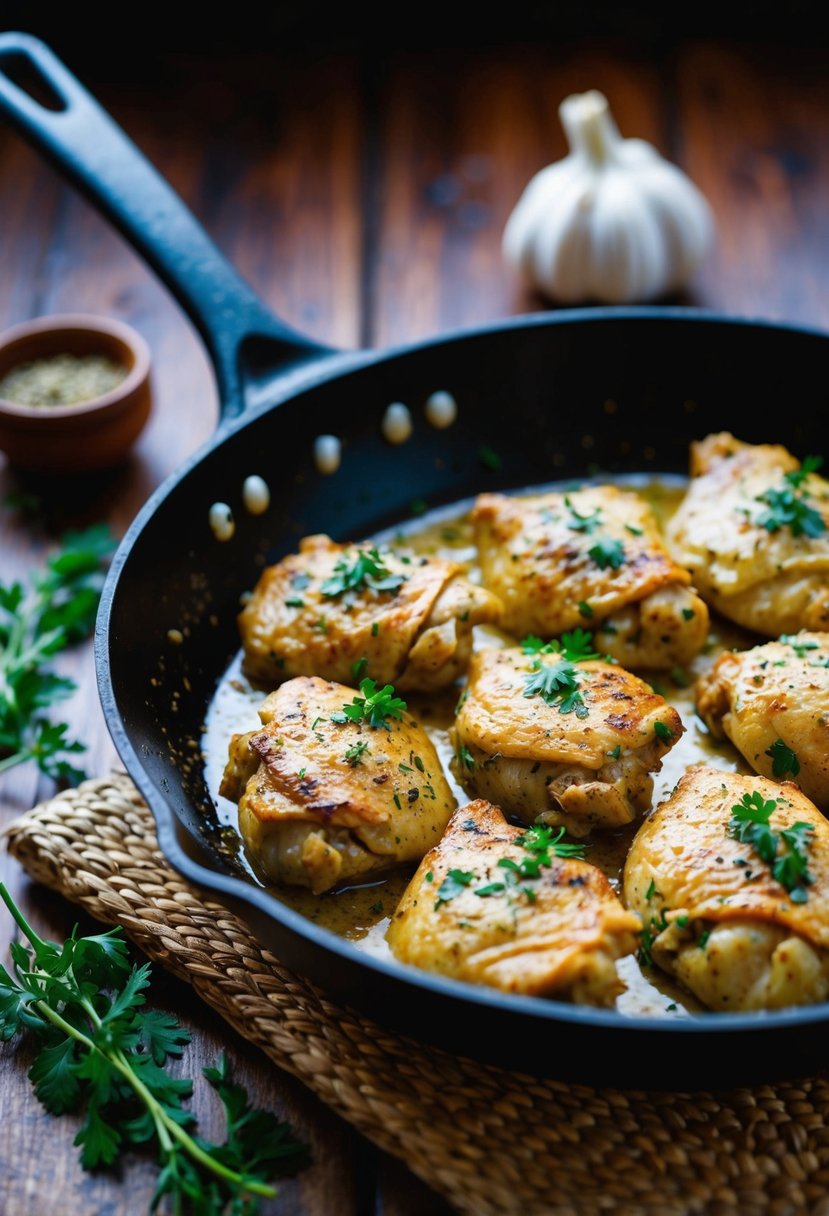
[0,314,151,473]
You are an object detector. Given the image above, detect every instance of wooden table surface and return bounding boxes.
[2,36,829,1215]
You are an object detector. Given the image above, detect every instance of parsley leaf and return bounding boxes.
[330,678,407,730]
[343,740,369,767]
[0,882,308,1212]
[779,634,820,659]
[765,738,800,778]
[565,497,602,534]
[756,458,826,538]
[456,745,476,770]
[653,721,674,743]
[434,869,475,908]
[320,547,405,598]
[588,537,626,570]
[728,793,815,900]
[523,660,589,718]
[0,526,116,785]
[521,628,599,663]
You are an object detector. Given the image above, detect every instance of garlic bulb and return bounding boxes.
[503,90,714,304]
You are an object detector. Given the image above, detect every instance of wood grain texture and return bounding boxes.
[2,38,829,1215]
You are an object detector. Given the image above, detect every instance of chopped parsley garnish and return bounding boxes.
[369,901,384,915]
[515,824,587,862]
[523,659,588,718]
[588,537,625,570]
[625,523,643,537]
[645,878,658,901]
[578,600,594,618]
[728,791,815,902]
[351,656,369,681]
[756,457,826,538]
[284,597,304,608]
[434,868,475,908]
[478,444,502,471]
[565,497,602,534]
[521,628,599,663]
[331,678,407,730]
[606,745,621,760]
[681,608,696,621]
[697,929,711,950]
[343,740,369,767]
[639,907,669,967]
[472,826,585,900]
[321,547,405,599]
[765,738,800,779]
[653,721,674,742]
[457,745,476,770]
[779,633,820,658]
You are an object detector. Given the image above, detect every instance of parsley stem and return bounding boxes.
[0,880,50,954]
[35,989,275,1200]
[0,749,33,775]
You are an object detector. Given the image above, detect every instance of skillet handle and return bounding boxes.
[0,33,335,419]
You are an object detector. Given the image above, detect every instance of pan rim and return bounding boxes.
[96,304,829,1043]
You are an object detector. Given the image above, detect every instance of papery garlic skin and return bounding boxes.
[503,90,714,304]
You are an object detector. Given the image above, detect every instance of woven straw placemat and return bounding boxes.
[6,774,829,1216]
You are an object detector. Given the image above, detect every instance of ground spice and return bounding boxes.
[0,352,127,407]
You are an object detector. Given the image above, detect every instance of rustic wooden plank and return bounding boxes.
[675,42,829,326]
[368,45,668,347]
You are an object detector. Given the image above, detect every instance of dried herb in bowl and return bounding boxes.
[0,352,127,407]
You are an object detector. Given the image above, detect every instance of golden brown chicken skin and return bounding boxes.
[666,433,829,635]
[472,487,708,668]
[449,646,683,837]
[220,676,456,893]
[239,534,501,692]
[624,766,829,1010]
[696,632,829,810]
[387,800,640,1004]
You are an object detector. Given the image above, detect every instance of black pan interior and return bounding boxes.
[100,310,829,1087]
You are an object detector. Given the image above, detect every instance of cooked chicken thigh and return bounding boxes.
[387,800,640,1003]
[696,632,829,810]
[472,487,708,668]
[239,534,501,691]
[449,645,683,836]
[220,676,456,893]
[666,433,829,635]
[624,766,829,1010]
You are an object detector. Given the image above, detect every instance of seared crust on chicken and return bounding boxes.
[220,676,456,893]
[239,534,501,691]
[472,488,708,668]
[624,767,829,1010]
[449,647,683,836]
[695,632,829,810]
[387,800,640,1003]
[666,433,829,635]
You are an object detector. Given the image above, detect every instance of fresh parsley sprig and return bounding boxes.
[765,738,800,778]
[756,456,826,539]
[331,678,407,730]
[521,628,599,662]
[0,525,116,784]
[320,547,405,599]
[523,659,588,718]
[728,792,815,902]
[0,883,308,1213]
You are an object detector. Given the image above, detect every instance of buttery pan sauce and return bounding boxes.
[204,479,755,1018]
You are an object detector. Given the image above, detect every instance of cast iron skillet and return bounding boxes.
[3,33,829,1088]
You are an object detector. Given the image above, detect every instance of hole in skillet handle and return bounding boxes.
[0,48,65,111]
